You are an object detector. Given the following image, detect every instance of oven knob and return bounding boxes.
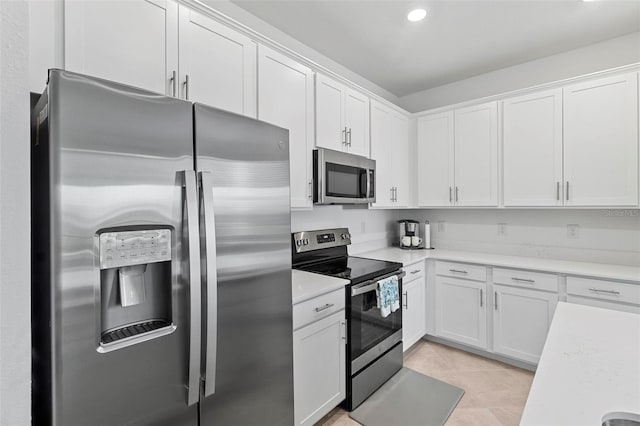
[296,240,302,246]
[303,238,309,245]
[341,233,350,240]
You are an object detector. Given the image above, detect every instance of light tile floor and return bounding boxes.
[319,340,534,426]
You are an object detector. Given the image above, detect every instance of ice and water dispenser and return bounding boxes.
[98,228,174,350]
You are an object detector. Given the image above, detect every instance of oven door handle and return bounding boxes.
[351,270,406,296]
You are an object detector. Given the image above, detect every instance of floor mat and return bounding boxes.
[349,367,465,426]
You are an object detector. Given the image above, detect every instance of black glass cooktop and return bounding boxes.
[295,256,402,285]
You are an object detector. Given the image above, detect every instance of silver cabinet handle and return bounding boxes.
[449,269,468,274]
[410,270,420,275]
[342,127,347,145]
[589,288,621,295]
[556,181,560,201]
[340,320,347,342]
[494,291,498,310]
[566,181,569,201]
[455,186,459,202]
[347,128,352,146]
[394,187,398,202]
[315,303,335,312]
[199,171,218,398]
[184,74,190,100]
[308,181,313,199]
[512,277,535,283]
[170,70,177,97]
[182,170,202,406]
[390,187,394,202]
[449,186,452,203]
[403,291,408,309]
[480,289,483,307]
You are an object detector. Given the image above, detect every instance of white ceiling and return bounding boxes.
[228,0,640,97]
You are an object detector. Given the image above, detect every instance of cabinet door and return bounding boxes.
[344,88,370,157]
[493,285,557,364]
[402,276,426,351]
[315,74,345,151]
[503,89,563,206]
[370,101,394,207]
[454,102,498,206]
[65,0,178,95]
[417,112,455,207]
[293,310,346,426]
[563,73,638,206]
[435,276,487,349]
[258,46,314,209]
[178,5,257,117]
[390,110,410,207]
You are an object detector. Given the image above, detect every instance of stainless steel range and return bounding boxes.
[292,228,404,410]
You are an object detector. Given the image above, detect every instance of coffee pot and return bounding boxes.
[398,220,423,249]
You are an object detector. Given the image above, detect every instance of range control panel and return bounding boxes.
[292,228,351,253]
[99,229,171,270]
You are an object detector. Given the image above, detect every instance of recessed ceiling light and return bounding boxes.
[407,8,427,22]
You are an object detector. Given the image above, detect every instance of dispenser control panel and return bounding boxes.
[99,229,171,270]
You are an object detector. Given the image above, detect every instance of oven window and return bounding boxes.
[326,162,367,198]
[350,281,402,360]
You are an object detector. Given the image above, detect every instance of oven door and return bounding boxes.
[314,148,375,204]
[349,270,404,373]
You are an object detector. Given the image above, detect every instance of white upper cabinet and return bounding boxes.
[258,46,314,209]
[563,73,638,206]
[178,5,257,117]
[370,100,409,207]
[417,111,455,207]
[65,0,178,95]
[503,89,563,206]
[454,101,499,206]
[315,74,370,157]
[344,88,370,157]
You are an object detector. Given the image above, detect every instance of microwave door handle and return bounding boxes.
[199,171,218,398]
[366,170,371,199]
[182,170,202,406]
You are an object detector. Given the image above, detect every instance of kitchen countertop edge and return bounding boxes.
[291,269,350,305]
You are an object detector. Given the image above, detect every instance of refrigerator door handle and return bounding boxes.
[199,171,218,397]
[183,170,202,406]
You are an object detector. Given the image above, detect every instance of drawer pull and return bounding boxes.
[449,269,468,274]
[588,288,620,295]
[314,303,335,312]
[410,270,421,275]
[512,277,535,283]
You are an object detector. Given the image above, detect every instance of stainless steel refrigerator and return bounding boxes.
[31,70,294,425]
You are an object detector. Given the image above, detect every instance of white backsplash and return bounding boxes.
[291,206,397,254]
[396,209,640,266]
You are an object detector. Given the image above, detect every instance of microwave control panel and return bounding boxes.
[98,229,171,270]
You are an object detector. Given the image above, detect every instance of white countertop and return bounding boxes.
[291,269,349,305]
[520,302,640,425]
[360,247,640,283]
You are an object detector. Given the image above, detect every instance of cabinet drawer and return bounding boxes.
[293,288,345,330]
[567,295,640,314]
[493,268,558,293]
[403,261,425,282]
[567,277,640,306]
[435,261,486,282]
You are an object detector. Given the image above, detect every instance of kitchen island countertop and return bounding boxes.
[520,302,640,425]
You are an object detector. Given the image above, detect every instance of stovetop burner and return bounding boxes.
[291,229,402,285]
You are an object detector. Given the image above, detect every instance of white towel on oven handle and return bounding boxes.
[376,275,400,318]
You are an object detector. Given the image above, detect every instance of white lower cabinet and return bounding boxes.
[435,274,487,350]
[492,285,558,364]
[293,290,346,426]
[566,276,640,314]
[402,262,426,351]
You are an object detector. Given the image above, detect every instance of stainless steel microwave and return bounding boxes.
[313,148,375,205]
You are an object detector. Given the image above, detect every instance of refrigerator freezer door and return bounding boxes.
[194,103,294,426]
[31,70,198,426]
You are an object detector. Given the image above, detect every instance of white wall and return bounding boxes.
[398,209,640,266]
[399,32,640,112]
[292,207,397,254]
[0,1,32,424]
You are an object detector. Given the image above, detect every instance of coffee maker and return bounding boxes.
[398,219,424,249]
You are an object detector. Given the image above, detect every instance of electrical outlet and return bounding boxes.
[437,221,446,232]
[567,224,580,239]
[497,223,507,236]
